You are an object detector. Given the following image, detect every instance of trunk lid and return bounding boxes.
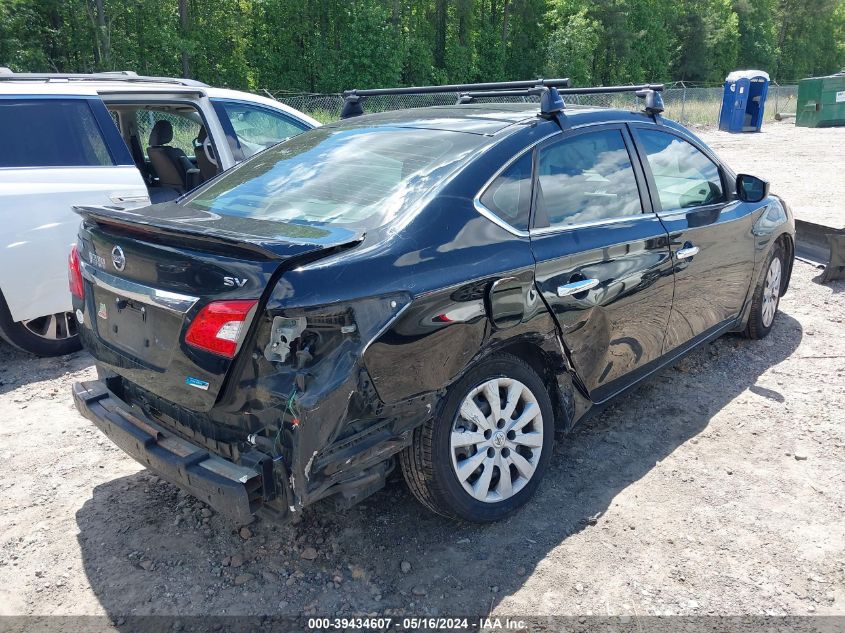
[74,203,362,412]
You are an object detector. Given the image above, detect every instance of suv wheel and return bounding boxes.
[745,242,785,340]
[0,294,80,356]
[400,354,554,522]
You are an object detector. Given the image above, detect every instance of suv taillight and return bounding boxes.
[68,245,84,299]
[185,300,258,358]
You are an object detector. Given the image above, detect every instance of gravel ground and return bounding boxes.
[0,260,843,623]
[698,121,845,229]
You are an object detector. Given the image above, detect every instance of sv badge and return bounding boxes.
[223,276,248,288]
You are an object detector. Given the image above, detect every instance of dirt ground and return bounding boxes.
[1,122,844,627]
[698,121,845,229]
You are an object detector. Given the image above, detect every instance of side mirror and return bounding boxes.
[736,174,770,203]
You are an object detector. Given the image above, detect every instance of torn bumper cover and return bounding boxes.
[72,380,267,524]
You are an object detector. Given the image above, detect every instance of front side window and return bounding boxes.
[479,152,533,231]
[638,129,725,211]
[0,98,113,168]
[212,101,309,160]
[536,129,642,228]
[183,125,486,231]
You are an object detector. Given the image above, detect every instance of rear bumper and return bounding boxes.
[72,380,264,524]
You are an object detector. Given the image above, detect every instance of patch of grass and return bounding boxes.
[306,109,340,124]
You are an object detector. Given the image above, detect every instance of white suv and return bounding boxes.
[0,70,318,356]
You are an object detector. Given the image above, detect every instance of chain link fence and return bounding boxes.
[266,82,798,127]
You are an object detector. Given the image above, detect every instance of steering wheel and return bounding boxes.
[202,135,218,167]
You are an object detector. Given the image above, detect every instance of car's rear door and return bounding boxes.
[628,124,756,353]
[0,88,149,323]
[529,124,675,403]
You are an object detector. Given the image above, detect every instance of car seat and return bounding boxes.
[147,120,196,192]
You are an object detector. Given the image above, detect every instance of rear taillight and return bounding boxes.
[68,245,84,299]
[185,300,258,358]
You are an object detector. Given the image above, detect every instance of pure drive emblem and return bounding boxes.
[111,245,126,271]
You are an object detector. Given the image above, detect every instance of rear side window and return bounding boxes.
[479,152,533,231]
[0,98,114,168]
[537,129,642,228]
[637,129,725,211]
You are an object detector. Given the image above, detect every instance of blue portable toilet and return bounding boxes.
[718,70,770,132]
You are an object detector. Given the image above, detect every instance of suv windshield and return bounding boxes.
[182,125,485,231]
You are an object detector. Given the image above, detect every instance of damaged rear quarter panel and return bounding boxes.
[221,310,421,508]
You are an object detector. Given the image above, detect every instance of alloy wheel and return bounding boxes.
[449,377,544,503]
[761,257,782,328]
[22,311,78,341]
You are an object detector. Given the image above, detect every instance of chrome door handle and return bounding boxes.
[557,278,599,297]
[675,245,700,260]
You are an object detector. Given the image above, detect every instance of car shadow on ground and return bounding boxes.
[0,344,92,396]
[75,314,802,620]
[812,270,845,294]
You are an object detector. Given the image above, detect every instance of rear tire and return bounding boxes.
[400,353,554,522]
[0,294,80,356]
[744,243,785,340]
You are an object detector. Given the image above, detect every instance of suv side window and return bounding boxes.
[212,100,308,160]
[0,98,114,168]
[479,152,532,231]
[638,129,725,211]
[135,109,201,157]
[536,129,642,228]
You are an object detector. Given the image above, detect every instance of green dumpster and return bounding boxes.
[796,71,845,127]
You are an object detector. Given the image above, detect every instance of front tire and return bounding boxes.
[0,294,80,356]
[400,353,554,522]
[745,243,785,340]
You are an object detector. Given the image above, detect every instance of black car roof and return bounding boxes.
[321,103,671,136]
[320,104,537,136]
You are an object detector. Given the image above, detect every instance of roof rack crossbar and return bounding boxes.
[342,79,570,118]
[343,78,571,99]
[0,71,209,88]
[458,89,544,100]
[340,79,665,120]
[457,88,541,104]
[457,83,665,103]
[557,83,664,95]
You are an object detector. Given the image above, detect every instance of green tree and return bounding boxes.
[774,0,845,80]
[504,0,547,80]
[733,0,778,71]
[474,23,506,80]
[672,0,739,82]
[3,0,845,93]
[623,0,676,82]
[544,4,601,85]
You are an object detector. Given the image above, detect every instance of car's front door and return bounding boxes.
[629,125,757,352]
[529,125,675,403]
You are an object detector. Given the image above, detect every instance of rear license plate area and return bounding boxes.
[93,288,181,368]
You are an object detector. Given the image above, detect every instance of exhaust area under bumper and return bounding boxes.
[72,380,265,524]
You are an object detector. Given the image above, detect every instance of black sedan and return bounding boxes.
[70,81,794,524]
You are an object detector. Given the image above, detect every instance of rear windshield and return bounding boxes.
[182,126,485,231]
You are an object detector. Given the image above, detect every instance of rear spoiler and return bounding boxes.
[73,205,365,261]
